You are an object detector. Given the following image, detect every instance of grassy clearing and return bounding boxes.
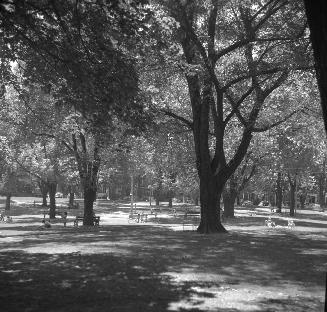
[0,199,326,311]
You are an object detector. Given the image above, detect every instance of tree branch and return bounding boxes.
[160,109,194,130]
[252,109,298,132]
[224,86,255,125]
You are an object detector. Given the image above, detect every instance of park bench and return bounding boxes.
[0,214,13,223]
[182,211,200,231]
[287,219,295,228]
[150,207,161,214]
[265,217,276,227]
[74,216,100,227]
[169,208,177,217]
[128,212,148,223]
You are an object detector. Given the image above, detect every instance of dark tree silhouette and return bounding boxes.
[304,1,327,133]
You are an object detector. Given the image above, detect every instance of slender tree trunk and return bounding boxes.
[289,183,296,217]
[299,192,306,209]
[72,133,100,226]
[223,191,231,216]
[48,182,57,219]
[276,172,282,213]
[69,192,75,207]
[42,194,48,207]
[38,180,49,206]
[154,170,162,207]
[224,176,237,218]
[224,192,237,218]
[5,194,11,211]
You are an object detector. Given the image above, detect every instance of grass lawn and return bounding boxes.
[0,198,326,311]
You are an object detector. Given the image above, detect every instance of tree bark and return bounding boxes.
[318,170,326,209]
[289,182,296,217]
[223,192,237,218]
[5,194,11,211]
[83,184,96,225]
[299,191,306,210]
[72,133,100,226]
[38,180,48,206]
[304,1,327,134]
[48,182,57,219]
[223,176,237,218]
[197,172,227,234]
[69,192,75,207]
[275,172,283,213]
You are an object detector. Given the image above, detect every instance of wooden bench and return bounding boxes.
[74,216,100,227]
[128,212,148,223]
[150,207,161,214]
[182,212,200,231]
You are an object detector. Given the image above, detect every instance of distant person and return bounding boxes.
[41,219,51,229]
[62,211,67,227]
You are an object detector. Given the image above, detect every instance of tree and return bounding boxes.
[0,0,152,225]
[223,151,257,218]
[154,0,308,233]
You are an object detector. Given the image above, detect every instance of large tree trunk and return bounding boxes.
[304,1,327,134]
[80,162,99,226]
[197,174,227,234]
[48,182,57,219]
[83,184,96,225]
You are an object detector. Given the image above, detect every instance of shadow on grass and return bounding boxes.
[0,250,193,312]
[255,295,323,312]
[0,223,326,311]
